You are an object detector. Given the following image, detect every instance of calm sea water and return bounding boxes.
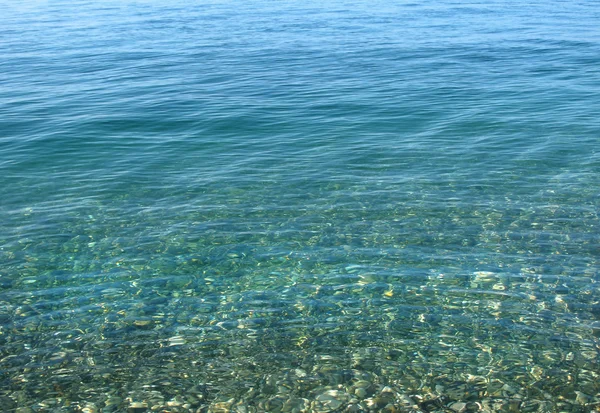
[1,0,600,412]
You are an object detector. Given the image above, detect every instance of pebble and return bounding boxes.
[450,401,467,412]
[82,403,98,413]
[209,398,235,413]
[128,401,148,413]
[354,388,367,399]
[105,396,123,406]
[133,320,153,328]
[313,390,350,412]
[575,391,591,405]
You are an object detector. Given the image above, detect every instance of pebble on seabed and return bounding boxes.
[128,401,148,413]
[311,390,350,413]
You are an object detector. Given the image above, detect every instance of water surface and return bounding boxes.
[1,0,600,412]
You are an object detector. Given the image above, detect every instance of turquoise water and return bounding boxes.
[1,0,600,411]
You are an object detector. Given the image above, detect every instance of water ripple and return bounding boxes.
[1,0,599,411]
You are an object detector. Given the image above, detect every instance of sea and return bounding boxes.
[1,0,599,412]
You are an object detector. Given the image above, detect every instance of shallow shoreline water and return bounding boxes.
[1,0,600,412]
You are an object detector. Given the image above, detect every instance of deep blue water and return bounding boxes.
[1,1,600,412]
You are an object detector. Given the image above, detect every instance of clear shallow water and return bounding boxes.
[1,0,600,412]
